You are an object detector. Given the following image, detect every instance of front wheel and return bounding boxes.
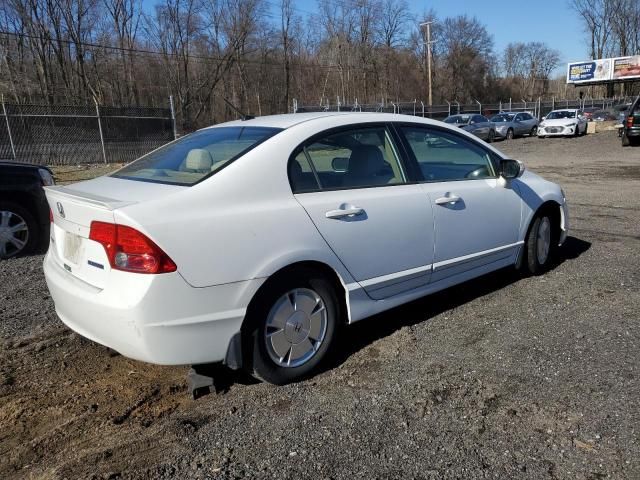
[247,270,340,384]
[506,128,514,140]
[524,214,555,275]
[487,130,495,143]
[530,126,538,136]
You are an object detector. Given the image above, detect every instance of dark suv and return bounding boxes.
[622,96,640,147]
[0,162,54,259]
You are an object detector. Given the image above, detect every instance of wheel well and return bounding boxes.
[0,191,44,225]
[532,201,562,243]
[245,261,348,327]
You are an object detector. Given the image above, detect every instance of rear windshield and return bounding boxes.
[112,126,281,185]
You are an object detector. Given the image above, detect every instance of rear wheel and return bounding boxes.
[246,269,340,384]
[524,213,555,275]
[0,202,38,259]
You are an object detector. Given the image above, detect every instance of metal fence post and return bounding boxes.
[169,95,178,140]
[94,97,108,164]
[1,95,17,160]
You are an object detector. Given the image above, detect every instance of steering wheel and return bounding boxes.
[465,166,489,179]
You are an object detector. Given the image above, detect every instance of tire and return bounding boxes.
[506,128,514,140]
[524,213,555,275]
[0,201,38,259]
[574,125,580,137]
[487,129,495,143]
[530,126,538,136]
[622,133,630,146]
[246,269,341,385]
[582,124,587,136]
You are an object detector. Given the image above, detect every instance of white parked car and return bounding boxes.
[538,109,588,137]
[43,112,569,384]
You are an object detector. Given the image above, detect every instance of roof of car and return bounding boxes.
[203,111,442,130]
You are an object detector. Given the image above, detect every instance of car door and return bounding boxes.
[473,115,490,140]
[396,124,523,283]
[514,113,527,135]
[290,125,435,300]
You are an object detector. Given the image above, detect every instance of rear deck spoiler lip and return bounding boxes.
[44,185,135,211]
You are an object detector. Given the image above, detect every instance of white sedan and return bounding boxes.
[537,109,588,137]
[43,112,569,384]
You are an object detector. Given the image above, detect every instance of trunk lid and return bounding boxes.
[45,177,185,288]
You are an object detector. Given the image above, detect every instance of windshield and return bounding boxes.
[112,126,281,185]
[491,114,515,122]
[546,111,577,120]
[444,115,470,124]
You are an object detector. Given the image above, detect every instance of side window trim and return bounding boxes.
[394,122,501,183]
[288,123,412,194]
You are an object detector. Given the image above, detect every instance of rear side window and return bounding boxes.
[290,126,406,193]
[112,126,281,185]
[400,126,497,182]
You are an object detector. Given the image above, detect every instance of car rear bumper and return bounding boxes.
[624,127,640,137]
[43,249,265,365]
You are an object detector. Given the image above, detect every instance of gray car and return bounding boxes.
[490,112,539,140]
[443,114,496,142]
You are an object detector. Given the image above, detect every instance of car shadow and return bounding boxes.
[322,235,591,374]
[202,236,591,394]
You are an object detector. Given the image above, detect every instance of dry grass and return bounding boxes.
[51,164,124,185]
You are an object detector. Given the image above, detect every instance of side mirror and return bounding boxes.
[541,116,546,121]
[331,157,349,172]
[500,159,525,179]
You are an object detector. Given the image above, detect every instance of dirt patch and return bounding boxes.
[1,129,640,479]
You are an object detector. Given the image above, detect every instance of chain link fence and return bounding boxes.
[293,97,632,121]
[0,99,176,166]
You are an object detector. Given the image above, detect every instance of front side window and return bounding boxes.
[112,126,281,185]
[290,126,406,192]
[400,126,497,182]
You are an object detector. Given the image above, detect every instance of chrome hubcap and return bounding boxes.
[536,217,551,264]
[0,210,29,258]
[265,288,327,368]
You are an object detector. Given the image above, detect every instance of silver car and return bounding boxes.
[443,114,496,142]
[490,112,539,140]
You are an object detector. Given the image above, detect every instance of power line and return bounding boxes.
[0,30,375,72]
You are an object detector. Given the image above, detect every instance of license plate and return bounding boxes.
[63,231,83,264]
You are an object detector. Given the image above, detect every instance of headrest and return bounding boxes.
[184,149,213,171]
[348,145,385,177]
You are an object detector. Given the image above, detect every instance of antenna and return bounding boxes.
[222,97,254,121]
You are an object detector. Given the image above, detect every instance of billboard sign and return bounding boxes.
[567,59,612,83]
[612,56,640,80]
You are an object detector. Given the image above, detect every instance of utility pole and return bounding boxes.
[420,21,435,107]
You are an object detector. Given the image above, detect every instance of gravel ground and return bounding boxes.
[1,131,639,479]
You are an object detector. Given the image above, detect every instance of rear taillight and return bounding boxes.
[627,116,634,128]
[89,221,176,274]
[49,208,53,223]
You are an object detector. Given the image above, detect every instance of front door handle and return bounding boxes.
[325,206,365,219]
[435,194,461,205]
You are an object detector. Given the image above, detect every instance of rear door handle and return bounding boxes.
[325,206,365,219]
[435,194,461,205]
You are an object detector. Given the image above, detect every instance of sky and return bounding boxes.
[284,0,588,75]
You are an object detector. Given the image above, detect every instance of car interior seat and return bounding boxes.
[180,149,213,173]
[345,145,393,187]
